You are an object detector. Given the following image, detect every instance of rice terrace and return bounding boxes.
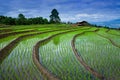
[0,0,120,80]
[0,24,120,80]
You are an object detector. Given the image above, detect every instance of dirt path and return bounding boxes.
[32,28,92,80]
[71,29,105,80]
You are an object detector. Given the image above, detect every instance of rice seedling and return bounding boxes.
[75,32,120,80]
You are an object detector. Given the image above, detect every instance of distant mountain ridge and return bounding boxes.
[93,19,120,28]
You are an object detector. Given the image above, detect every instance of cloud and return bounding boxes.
[75,14,104,19]
[1,0,120,23]
[60,13,120,22]
[5,8,50,19]
[5,11,19,17]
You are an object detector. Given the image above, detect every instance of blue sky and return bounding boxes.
[0,0,120,22]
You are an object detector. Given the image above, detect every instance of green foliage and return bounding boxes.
[75,32,120,79]
[0,16,15,25]
[0,14,49,25]
[15,14,26,25]
[0,25,120,80]
[26,17,48,24]
[49,9,61,23]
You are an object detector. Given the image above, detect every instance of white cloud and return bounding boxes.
[5,9,120,23]
[75,13,109,22]
[75,13,104,19]
[1,0,120,23]
[5,11,18,17]
[5,9,49,18]
[60,13,120,22]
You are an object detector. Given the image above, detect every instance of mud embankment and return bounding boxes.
[0,27,89,64]
[106,29,120,36]
[32,28,92,80]
[0,30,38,39]
[71,29,105,80]
[96,33,120,48]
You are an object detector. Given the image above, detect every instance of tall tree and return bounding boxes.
[49,9,61,23]
[18,14,25,19]
[16,13,26,25]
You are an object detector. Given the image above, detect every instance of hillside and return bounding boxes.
[0,24,120,80]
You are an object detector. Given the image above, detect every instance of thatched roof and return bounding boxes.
[76,21,90,26]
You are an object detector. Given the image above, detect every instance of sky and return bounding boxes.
[0,0,120,23]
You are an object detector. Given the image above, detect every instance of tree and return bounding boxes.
[0,14,49,25]
[0,16,16,25]
[49,9,61,23]
[16,13,26,25]
[3,17,15,25]
[43,18,49,24]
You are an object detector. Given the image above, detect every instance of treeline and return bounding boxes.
[92,24,120,30]
[0,13,49,25]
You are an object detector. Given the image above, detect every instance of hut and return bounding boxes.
[76,21,90,26]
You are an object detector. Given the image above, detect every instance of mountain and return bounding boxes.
[92,19,120,28]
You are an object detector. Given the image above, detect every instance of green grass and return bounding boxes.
[108,29,120,35]
[0,25,73,49]
[0,29,69,80]
[39,27,98,80]
[0,24,120,80]
[97,28,120,46]
[0,25,82,80]
[0,24,71,30]
[75,32,120,80]
[0,31,39,49]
